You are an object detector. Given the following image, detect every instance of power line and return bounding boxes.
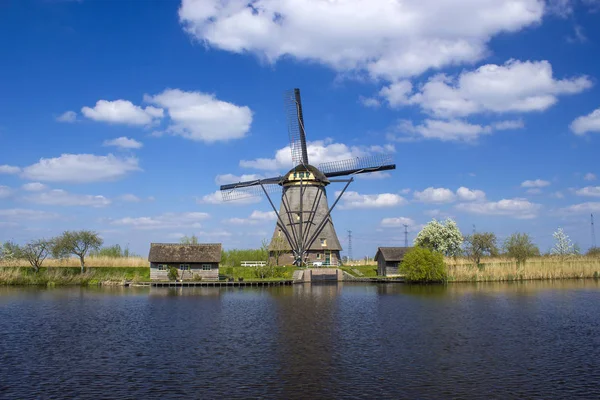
[403,224,408,247]
[347,230,353,261]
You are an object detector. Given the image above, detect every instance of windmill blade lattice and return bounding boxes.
[319,154,395,178]
[284,89,309,166]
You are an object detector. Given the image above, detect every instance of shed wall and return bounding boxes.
[150,262,219,281]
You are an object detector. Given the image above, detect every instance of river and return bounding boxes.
[1,281,599,399]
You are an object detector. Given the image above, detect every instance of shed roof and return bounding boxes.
[148,243,222,263]
[374,247,412,262]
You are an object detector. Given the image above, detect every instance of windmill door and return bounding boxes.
[325,251,331,266]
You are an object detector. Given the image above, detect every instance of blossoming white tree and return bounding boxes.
[415,218,464,257]
[551,228,578,258]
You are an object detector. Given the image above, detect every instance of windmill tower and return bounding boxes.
[220,89,395,267]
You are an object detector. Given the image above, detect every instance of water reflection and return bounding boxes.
[1,281,599,398]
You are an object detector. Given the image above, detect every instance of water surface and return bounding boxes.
[1,281,599,398]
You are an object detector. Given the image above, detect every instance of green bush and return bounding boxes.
[400,247,447,283]
[167,266,178,281]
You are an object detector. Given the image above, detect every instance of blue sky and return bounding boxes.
[1,0,600,258]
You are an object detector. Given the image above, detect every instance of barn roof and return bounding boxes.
[148,243,222,263]
[374,247,412,262]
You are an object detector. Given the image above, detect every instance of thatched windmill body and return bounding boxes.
[221,89,395,267]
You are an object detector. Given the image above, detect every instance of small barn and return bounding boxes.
[148,243,221,281]
[374,247,412,276]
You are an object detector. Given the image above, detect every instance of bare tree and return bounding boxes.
[19,239,52,273]
[269,236,287,266]
[53,230,103,272]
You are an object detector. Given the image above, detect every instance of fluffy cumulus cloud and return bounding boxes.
[240,139,394,171]
[559,202,600,215]
[223,210,276,225]
[109,212,210,230]
[378,60,591,117]
[455,198,541,219]
[413,187,456,203]
[456,187,486,202]
[0,186,14,199]
[521,179,550,188]
[575,186,600,197]
[0,165,20,175]
[394,119,523,142]
[82,100,163,125]
[21,182,47,192]
[25,189,111,207]
[584,173,597,181]
[380,216,416,228]
[338,191,406,209]
[21,154,141,183]
[570,107,600,135]
[145,89,252,142]
[215,173,264,185]
[179,0,544,80]
[56,110,77,123]
[0,208,59,221]
[103,137,143,150]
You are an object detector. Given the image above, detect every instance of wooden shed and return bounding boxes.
[148,243,221,281]
[374,247,411,276]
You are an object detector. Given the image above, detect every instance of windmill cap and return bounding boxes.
[282,164,330,185]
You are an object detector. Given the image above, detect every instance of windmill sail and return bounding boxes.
[319,154,396,178]
[220,176,283,202]
[285,88,309,166]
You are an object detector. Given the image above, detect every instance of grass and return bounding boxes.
[0,267,149,286]
[445,256,600,282]
[219,266,298,280]
[340,265,378,277]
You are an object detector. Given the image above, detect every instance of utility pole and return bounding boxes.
[592,214,597,249]
[347,230,353,262]
[403,224,408,247]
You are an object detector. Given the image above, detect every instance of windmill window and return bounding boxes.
[278,229,282,237]
[293,173,297,179]
[296,213,300,221]
[316,253,321,259]
[320,238,327,246]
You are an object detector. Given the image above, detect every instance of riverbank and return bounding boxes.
[0,267,149,286]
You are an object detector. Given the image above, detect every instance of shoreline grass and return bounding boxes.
[0,267,149,286]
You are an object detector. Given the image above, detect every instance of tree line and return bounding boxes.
[0,230,103,273]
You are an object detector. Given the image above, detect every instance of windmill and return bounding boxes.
[220,88,395,267]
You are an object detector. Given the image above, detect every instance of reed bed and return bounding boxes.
[0,256,148,268]
[0,267,149,286]
[445,256,600,282]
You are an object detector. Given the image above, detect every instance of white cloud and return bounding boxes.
[145,89,252,142]
[109,212,210,230]
[380,60,591,118]
[455,198,541,219]
[584,173,597,181]
[0,165,20,175]
[521,179,550,188]
[199,190,261,205]
[56,110,77,123]
[25,189,111,207]
[82,99,163,125]
[413,187,456,203]
[552,191,565,199]
[215,173,264,185]
[570,107,600,135]
[119,194,142,202]
[0,186,14,199]
[0,208,59,220]
[240,139,394,171]
[223,210,276,225]
[103,137,143,150]
[380,217,416,228]
[356,171,392,180]
[526,188,543,195]
[21,182,48,192]
[575,186,600,197]
[359,96,381,108]
[339,191,406,209]
[21,154,141,183]
[559,202,600,215]
[393,118,524,142]
[456,187,486,202]
[179,0,543,80]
